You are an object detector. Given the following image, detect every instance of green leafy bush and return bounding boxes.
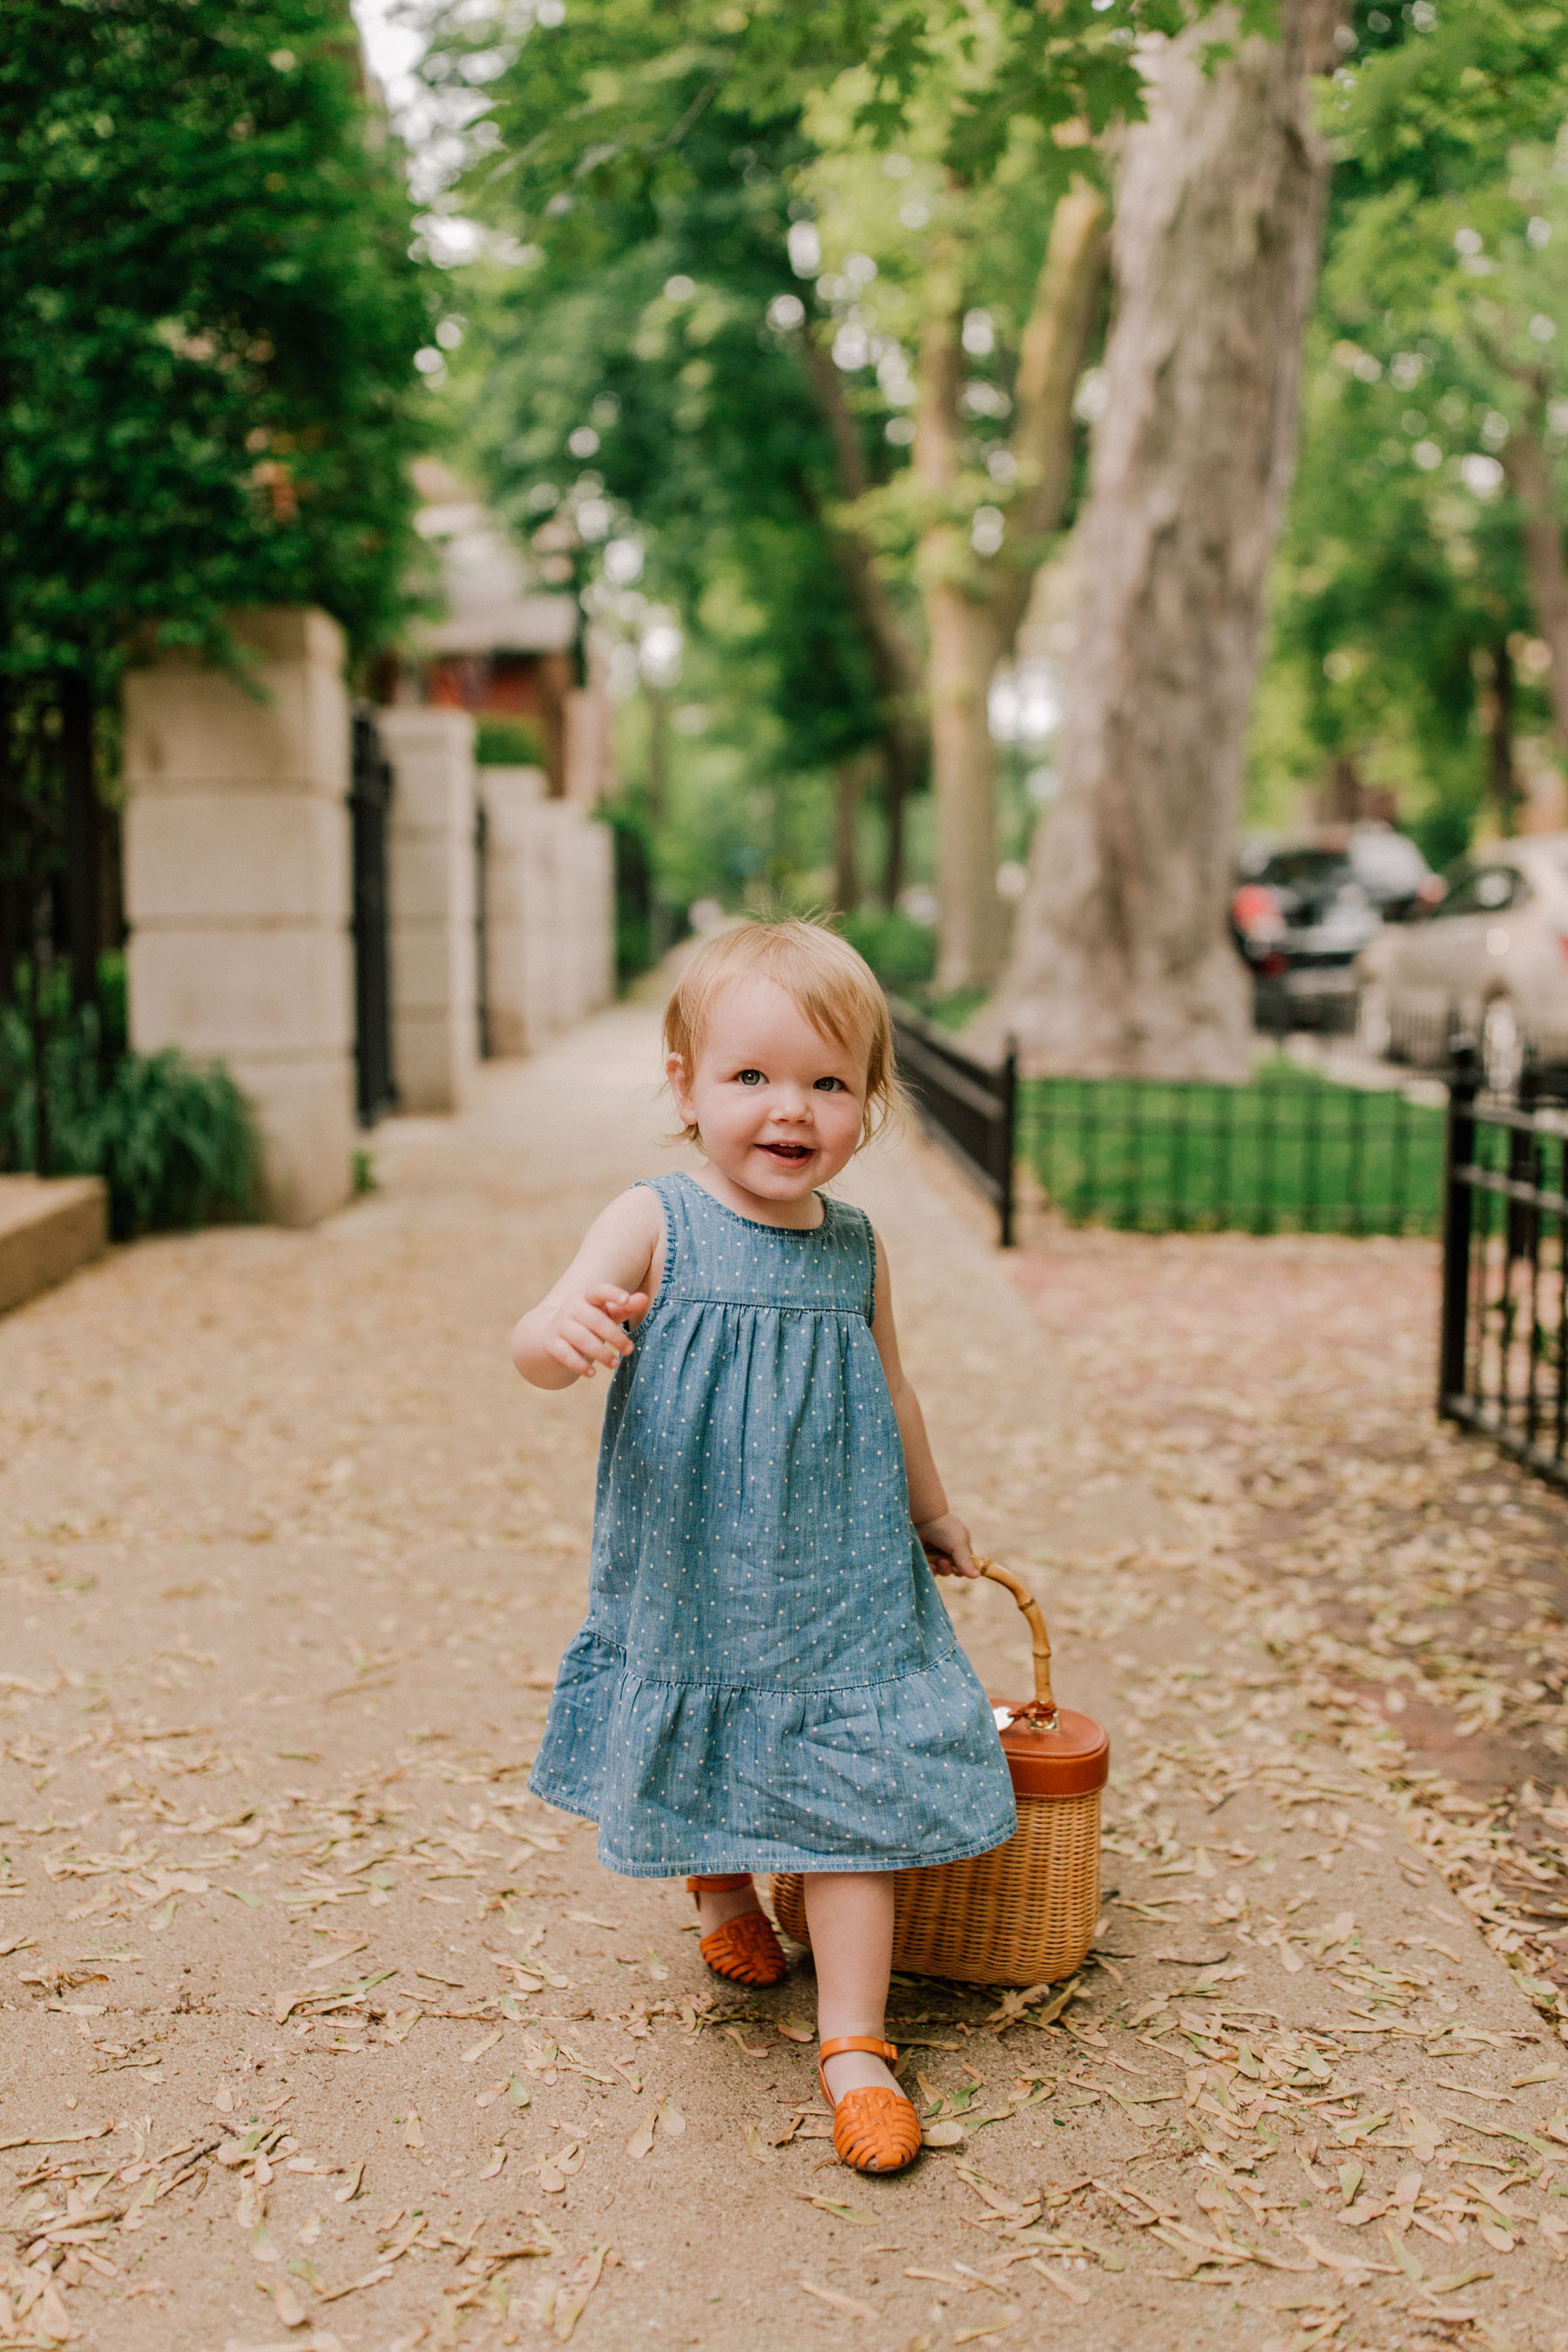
[603,801,658,985]
[0,994,260,1240]
[3,0,430,673]
[839,911,937,994]
[89,1051,261,1240]
[475,716,547,767]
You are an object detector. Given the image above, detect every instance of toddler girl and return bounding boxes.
[511,918,1016,2173]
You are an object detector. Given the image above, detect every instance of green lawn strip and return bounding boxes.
[1019,1060,1446,1238]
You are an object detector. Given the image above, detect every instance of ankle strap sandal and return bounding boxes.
[686,1876,788,1988]
[817,2035,922,2174]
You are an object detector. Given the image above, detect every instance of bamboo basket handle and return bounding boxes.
[972,1558,1058,1723]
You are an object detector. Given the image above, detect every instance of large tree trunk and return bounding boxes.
[803,183,1106,958]
[926,576,1004,986]
[1486,641,1522,834]
[993,177,1111,652]
[1503,396,1568,747]
[645,684,669,826]
[911,233,993,988]
[1324,753,1361,822]
[798,338,926,909]
[833,757,862,913]
[879,717,922,908]
[916,189,1109,990]
[992,3,1340,1078]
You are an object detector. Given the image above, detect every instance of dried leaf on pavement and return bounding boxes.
[953,2311,1021,2344]
[551,2244,608,2342]
[799,2277,879,2322]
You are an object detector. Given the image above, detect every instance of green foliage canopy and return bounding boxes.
[419,0,1253,905]
[1260,0,1568,852]
[0,0,434,677]
[427,1,929,795]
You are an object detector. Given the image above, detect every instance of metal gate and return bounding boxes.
[349,707,395,1126]
[1440,1047,1568,1490]
[474,797,490,1061]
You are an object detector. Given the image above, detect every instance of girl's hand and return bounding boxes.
[917,1513,981,1578]
[543,1285,648,1381]
[512,1188,662,1390]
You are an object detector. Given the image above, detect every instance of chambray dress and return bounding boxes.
[529,1171,1017,1877]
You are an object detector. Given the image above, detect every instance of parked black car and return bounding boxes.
[1231,828,1440,1031]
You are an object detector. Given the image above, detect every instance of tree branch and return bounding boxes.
[801,327,870,503]
[911,227,966,502]
[987,172,1110,653]
[798,335,924,704]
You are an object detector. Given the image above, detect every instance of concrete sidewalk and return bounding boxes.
[0,1003,1563,2352]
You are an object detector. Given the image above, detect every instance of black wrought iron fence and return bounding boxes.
[349,706,395,1127]
[890,1004,1017,1246]
[1440,1050,1568,1491]
[474,796,491,1063]
[887,1009,1455,1243]
[887,990,1568,1489]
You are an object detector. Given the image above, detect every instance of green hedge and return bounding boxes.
[839,910,937,993]
[1,997,261,1240]
[1022,1059,1446,1237]
[475,715,547,767]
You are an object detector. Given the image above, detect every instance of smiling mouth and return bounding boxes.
[758,1141,813,1163]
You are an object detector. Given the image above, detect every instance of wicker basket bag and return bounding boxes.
[772,1562,1109,1987]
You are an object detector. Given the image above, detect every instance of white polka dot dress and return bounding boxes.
[529,1172,1017,1877]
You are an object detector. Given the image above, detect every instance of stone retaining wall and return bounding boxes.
[0,1175,107,1315]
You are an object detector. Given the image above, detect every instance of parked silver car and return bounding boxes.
[1355,834,1568,1085]
[1232,828,1437,1030]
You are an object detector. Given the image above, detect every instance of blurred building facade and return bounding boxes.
[383,459,616,809]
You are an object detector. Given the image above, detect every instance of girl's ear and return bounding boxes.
[666,1051,693,1120]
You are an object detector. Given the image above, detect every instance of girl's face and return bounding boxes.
[668,976,868,1209]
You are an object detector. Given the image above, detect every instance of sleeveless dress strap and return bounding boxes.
[633,1174,686,1303]
[821,1194,877,1325]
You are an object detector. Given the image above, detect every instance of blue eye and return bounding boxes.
[814,1076,845,1092]
[736,1069,765,1085]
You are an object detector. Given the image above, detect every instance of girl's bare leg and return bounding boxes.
[693,1877,767,1934]
[802,1871,899,2096]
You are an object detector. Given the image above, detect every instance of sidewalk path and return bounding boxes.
[1,1004,1565,2352]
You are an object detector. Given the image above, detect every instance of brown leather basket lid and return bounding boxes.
[993,1702,1110,1799]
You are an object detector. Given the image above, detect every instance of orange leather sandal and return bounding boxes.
[686,1875,788,1988]
[818,2035,923,2174]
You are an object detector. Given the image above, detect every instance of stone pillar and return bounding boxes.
[563,686,603,806]
[531,804,579,1037]
[122,608,355,1227]
[571,809,616,1021]
[563,636,618,807]
[478,765,545,1057]
[378,706,477,1112]
[478,768,616,1054]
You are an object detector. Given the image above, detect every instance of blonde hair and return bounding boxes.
[663,918,898,1149]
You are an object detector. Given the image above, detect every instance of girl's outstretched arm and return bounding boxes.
[868,1227,981,1578]
[511,1187,666,1390]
